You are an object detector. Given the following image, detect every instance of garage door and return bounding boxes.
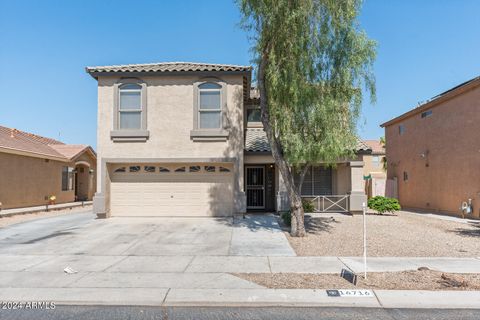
[110,164,234,217]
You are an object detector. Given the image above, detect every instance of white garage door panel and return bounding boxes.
[110,172,233,217]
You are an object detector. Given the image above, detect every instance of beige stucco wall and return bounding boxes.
[361,154,386,198]
[95,74,245,215]
[385,84,480,218]
[362,154,386,178]
[334,163,350,195]
[0,151,96,209]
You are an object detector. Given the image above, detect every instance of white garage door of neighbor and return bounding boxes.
[110,165,234,217]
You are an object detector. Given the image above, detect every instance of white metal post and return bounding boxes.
[362,202,367,279]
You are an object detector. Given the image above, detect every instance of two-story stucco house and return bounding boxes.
[381,76,480,218]
[86,62,370,218]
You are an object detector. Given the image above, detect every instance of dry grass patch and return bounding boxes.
[281,212,480,257]
[234,269,480,290]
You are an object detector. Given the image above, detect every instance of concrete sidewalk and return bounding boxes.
[0,201,92,217]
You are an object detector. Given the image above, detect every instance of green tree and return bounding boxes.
[238,0,376,236]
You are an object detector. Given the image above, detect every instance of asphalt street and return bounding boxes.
[1,306,480,320]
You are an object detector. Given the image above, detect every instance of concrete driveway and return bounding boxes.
[0,210,299,304]
[0,211,295,257]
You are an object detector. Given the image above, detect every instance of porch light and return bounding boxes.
[89,169,95,174]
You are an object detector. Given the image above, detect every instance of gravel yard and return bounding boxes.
[235,269,480,290]
[283,211,480,257]
[0,205,92,228]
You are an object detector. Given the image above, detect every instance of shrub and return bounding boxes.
[302,199,315,213]
[281,211,291,226]
[367,196,401,214]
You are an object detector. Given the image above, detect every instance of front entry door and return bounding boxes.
[246,166,265,209]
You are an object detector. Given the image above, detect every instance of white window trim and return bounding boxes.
[190,77,229,141]
[111,78,149,142]
[198,86,222,129]
[118,84,142,129]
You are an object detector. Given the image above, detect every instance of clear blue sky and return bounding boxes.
[1,0,479,150]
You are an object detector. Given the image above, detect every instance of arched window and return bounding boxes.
[198,82,222,129]
[119,83,142,130]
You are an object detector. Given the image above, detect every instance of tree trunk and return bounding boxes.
[257,56,306,237]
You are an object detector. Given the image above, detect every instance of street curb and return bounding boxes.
[3,288,478,309]
[161,289,480,309]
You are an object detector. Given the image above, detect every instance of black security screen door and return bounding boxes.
[246,166,265,209]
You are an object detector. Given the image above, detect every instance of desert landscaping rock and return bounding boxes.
[234,270,480,290]
[284,211,480,257]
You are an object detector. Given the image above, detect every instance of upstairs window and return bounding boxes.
[421,110,432,118]
[198,82,222,129]
[399,124,405,135]
[119,83,142,130]
[247,107,262,127]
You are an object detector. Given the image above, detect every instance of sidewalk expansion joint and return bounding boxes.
[161,288,171,306]
[267,256,272,273]
[372,290,384,308]
[101,255,130,272]
[183,256,196,273]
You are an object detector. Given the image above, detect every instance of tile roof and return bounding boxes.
[245,128,372,154]
[363,139,385,154]
[86,62,252,75]
[356,139,372,152]
[245,128,270,152]
[49,144,91,159]
[0,125,94,161]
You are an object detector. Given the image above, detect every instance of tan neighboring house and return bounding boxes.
[362,139,386,198]
[86,61,372,218]
[0,126,97,209]
[381,76,480,219]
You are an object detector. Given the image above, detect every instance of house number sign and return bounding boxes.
[326,289,373,297]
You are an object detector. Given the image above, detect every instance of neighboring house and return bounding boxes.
[86,62,371,218]
[362,139,386,198]
[0,126,97,209]
[381,76,480,218]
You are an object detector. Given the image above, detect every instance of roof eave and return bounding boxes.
[381,76,480,128]
[86,69,252,80]
[0,146,69,162]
